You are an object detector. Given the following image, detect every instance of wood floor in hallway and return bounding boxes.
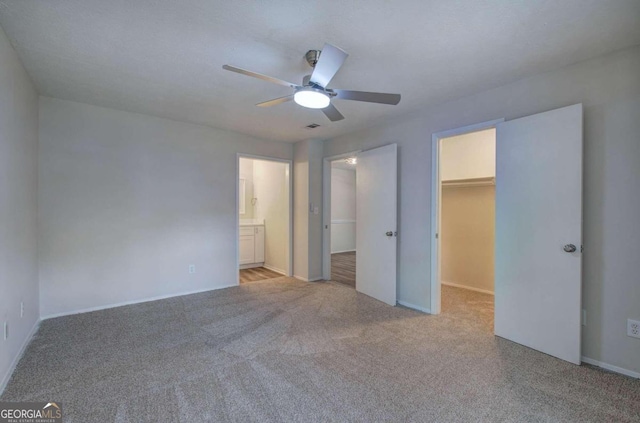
[239,267,284,283]
[331,251,356,288]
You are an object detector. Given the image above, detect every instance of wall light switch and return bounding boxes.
[20,301,24,318]
[188,264,196,274]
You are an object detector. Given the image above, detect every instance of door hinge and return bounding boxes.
[581,245,583,253]
[435,233,439,239]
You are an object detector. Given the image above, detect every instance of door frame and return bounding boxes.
[236,153,294,285]
[322,150,361,281]
[429,118,504,314]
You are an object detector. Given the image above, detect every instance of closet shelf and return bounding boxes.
[441,177,495,187]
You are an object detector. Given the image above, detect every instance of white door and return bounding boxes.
[356,143,398,305]
[495,104,583,364]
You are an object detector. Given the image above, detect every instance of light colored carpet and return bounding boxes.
[2,279,639,422]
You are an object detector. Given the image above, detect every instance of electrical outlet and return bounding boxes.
[20,301,24,318]
[628,319,640,339]
[3,322,7,340]
[188,264,195,274]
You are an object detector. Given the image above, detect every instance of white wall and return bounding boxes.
[441,186,495,293]
[38,97,292,317]
[331,168,356,253]
[0,25,39,391]
[323,46,640,374]
[253,159,289,274]
[441,129,495,180]
[293,139,324,281]
[293,140,309,280]
[238,158,254,218]
[308,139,324,281]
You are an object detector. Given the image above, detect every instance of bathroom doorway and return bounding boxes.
[237,155,292,284]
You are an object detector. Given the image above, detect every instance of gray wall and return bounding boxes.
[292,139,323,281]
[0,26,39,390]
[38,97,292,317]
[323,46,640,373]
[293,140,309,280]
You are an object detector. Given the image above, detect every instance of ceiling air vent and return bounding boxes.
[305,123,321,129]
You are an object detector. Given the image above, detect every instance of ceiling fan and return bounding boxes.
[222,43,401,122]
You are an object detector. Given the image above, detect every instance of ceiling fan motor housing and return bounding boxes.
[305,50,321,68]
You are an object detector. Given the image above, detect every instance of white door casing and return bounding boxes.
[356,143,398,306]
[495,104,583,364]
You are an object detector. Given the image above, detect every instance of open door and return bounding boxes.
[495,104,583,364]
[356,143,397,305]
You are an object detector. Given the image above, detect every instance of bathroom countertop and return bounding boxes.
[239,219,264,226]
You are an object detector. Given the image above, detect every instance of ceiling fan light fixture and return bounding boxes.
[294,88,330,109]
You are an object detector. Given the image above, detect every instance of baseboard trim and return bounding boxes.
[331,249,356,254]
[239,263,264,270]
[397,300,431,314]
[293,275,324,282]
[581,356,639,379]
[41,284,238,320]
[0,319,40,395]
[262,264,287,276]
[442,281,494,296]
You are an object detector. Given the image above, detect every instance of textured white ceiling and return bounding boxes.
[0,1,639,143]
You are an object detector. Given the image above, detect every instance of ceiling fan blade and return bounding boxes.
[256,95,294,107]
[333,89,401,105]
[322,103,345,122]
[222,65,299,88]
[310,43,349,88]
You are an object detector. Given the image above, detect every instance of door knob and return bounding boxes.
[563,244,577,253]
[386,231,393,237]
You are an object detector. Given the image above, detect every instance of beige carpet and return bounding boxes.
[2,278,639,422]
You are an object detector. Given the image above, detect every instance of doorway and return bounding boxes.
[436,127,497,331]
[237,155,292,284]
[322,143,398,306]
[328,156,358,288]
[430,119,502,315]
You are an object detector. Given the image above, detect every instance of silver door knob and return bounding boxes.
[386,231,393,237]
[563,244,577,253]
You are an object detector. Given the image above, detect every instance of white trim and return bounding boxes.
[442,281,494,295]
[430,118,504,315]
[239,262,264,270]
[397,300,431,314]
[41,285,237,320]
[262,264,287,276]
[331,249,356,254]
[581,356,640,379]
[322,150,361,280]
[237,154,294,285]
[294,275,324,282]
[0,319,40,395]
